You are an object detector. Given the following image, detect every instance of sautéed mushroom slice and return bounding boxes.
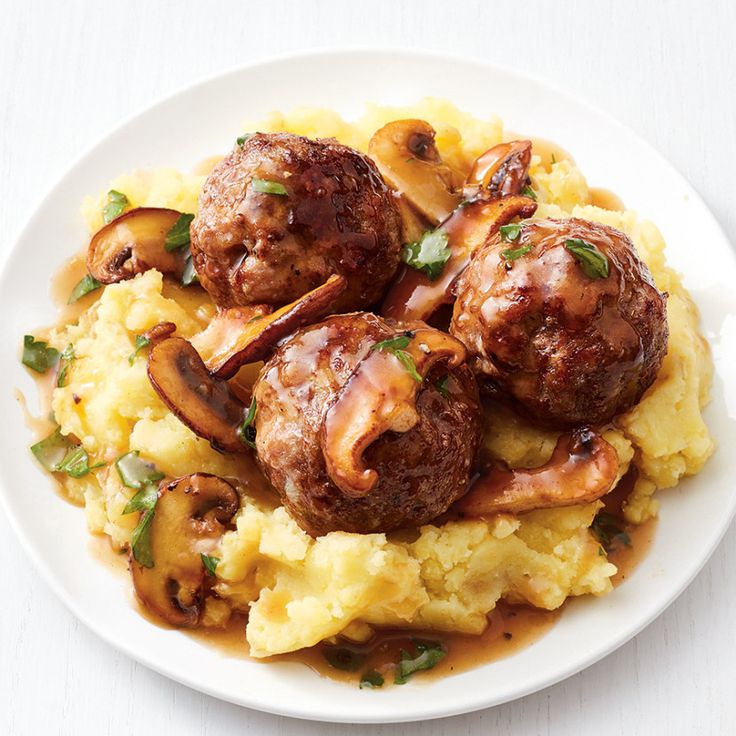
[147,337,249,453]
[130,473,239,626]
[88,207,188,283]
[320,327,467,497]
[453,429,619,517]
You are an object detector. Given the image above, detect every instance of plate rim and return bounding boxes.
[1,47,734,723]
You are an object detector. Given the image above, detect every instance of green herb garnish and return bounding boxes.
[502,244,533,261]
[122,483,158,514]
[251,178,288,196]
[521,185,537,201]
[130,507,156,568]
[359,670,385,689]
[128,335,151,365]
[201,554,220,577]
[322,646,367,672]
[164,213,195,251]
[181,246,198,286]
[435,375,449,399]
[590,512,631,552]
[499,223,522,242]
[102,189,129,224]
[22,335,59,373]
[402,229,451,280]
[56,344,75,387]
[564,238,609,279]
[371,333,421,383]
[238,398,258,449]
[394,639,446,684]
[550,153,557,164]
[31,427,95,479]
[68,274,102,304]
[236,133,253,146]
[115,451,165,489]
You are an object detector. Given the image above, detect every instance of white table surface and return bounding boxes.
[2,1,735,734]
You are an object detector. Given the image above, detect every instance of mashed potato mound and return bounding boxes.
[49,99,713,656]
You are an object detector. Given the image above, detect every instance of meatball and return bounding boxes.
[451,218,668,427]
[191,133,403,311]
[253,313,482,535]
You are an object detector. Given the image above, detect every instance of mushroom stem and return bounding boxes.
[452,429,619,517]
[381,195,537,322]
[320,328,467,498]
[191,274,347,380]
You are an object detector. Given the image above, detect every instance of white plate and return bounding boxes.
[1,49,735,724]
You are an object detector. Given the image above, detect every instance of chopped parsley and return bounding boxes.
[238,398,258,449]
[200,554,220,577]
[122,483,158,515]
[435,374,450,399]
[118,453,164,568]
[164,213,195,251]
[68,274,102,304]
[322,645,367,672]
[251,178,288,196]
[591,512,631,553]
[31,427,97,479]
[115,450,165,489]
[502,244,533,261]
[371,333,421,383]
[22,335,59,373]
[564,238,609,279]
[394,639,446,684]
[402,229,451,280]
[180,246,198,286]
[128,335,151,365]
[499,223,522,242]
[359,670,385,689]
[521,185,537,201]
[57,344,75,387]
[102,189,129,224]
[236,133,253,146]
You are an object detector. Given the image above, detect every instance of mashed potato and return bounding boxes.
[50,99,713,657]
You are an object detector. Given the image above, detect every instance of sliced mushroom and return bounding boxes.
[131,473,239,627]
[368,120,462,223]
[464,140,532,199]
[381,195,537,322]
[147,337,248,453]
[87,207,186,284]
[393,193,431,245]
[453,429,618,517]
[320,327,467,498]
[191,274,347,380]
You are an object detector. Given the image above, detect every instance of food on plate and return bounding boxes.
[190,132,403,311]
[253,313,481,535]
[21,98,714,688]
[451,217,669,426]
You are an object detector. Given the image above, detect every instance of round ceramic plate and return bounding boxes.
[1,49,735,724]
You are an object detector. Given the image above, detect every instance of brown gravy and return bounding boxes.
[26,146,652,688]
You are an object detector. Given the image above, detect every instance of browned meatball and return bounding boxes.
[191,133,403,311]
[253,313,482,535]
[451,218,668,427]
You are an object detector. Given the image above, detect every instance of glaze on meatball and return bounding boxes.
[451,218,668,427]
[191,133,403,311]
[253,313,482,535]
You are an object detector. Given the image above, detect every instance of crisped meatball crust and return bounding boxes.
[253,313,482,535]
[191,133,403,311]
[451,218,668,427]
